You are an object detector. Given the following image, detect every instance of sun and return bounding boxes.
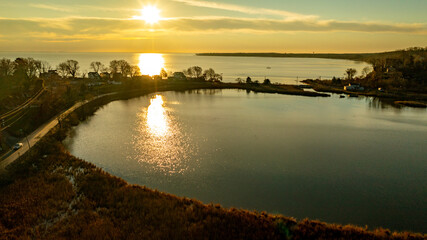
[139,6,161,24]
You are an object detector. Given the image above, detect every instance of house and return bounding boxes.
[40,70,59,79]
[88,72,101,80]
[172,72,187,81]
[344,83,364,91]
[100,72,110,79]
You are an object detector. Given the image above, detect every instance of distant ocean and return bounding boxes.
[0,52,370,84]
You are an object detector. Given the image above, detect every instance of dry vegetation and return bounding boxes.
[0,119,425,239]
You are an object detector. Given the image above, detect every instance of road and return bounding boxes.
[0,92,117,171]
[0,101,86,170]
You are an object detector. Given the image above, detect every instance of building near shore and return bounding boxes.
[344,83,364,91]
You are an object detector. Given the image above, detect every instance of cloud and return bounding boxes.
[163,17,427,34]
[30,4,73,12]
[0,16,425,44]
[172,0,318,21]
[29,3,136,14]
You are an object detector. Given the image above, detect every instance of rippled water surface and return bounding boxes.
[64,90,427,233]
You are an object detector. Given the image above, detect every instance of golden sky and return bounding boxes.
[0,0,426,53]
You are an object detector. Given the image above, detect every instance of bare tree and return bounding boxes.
[130,65,140,78]
[160,68,168,79]
[109,60,120,74]
[191,66,203,78]
[0,58,14,77]
[90,61,103,73]
[14,58,39,80]
[64,60,79,78]
[57,62,68,78]
[118,60,131,77]
[345,68,357,80]
[40,61,51,74]
[362,66,371,77]
[235,77,243,84]
[203,68,216,81]
[183,67,193,77]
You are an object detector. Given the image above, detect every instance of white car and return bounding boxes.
[13,143,23,150]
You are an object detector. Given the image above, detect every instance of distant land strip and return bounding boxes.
[196,52,376,61]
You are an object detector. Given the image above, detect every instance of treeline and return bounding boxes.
[0,58,148,80]
[362,47,427,90]
[182,66,222,82]
[0,119,425,239]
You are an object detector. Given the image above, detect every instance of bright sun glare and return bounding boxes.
[139,6,161,24]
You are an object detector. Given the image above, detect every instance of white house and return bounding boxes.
[344,83,364,91]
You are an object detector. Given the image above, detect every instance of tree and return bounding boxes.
[65,60,79,78]
[263,79,271,85]
[90,61,104,73]
[203,68,216,81]
[361,66,371,78]
[109,60,120,74]
[57,62,68,78]
[345,68,357,80]
[246,76,252,84]
[160,68,168,79]
[117,60,131,77]
[13,58,39,80]
[183,67,193,77]
[191,66,203,78]
[235,78,243,84]
[130,65,140,78]
[0,58,14,77]
[39,61,51,74]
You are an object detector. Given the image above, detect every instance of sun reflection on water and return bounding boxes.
[138,53,165,76]
[147,95,168,136]
[132,94,198,175]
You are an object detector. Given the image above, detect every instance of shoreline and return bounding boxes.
[301,80,427,107]
[0,81,425,238]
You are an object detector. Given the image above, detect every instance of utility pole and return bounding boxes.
[25,135,30,148]
[19,129,30,148]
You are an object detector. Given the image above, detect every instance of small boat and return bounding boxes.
[339,95,345,98]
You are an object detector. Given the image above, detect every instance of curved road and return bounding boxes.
[0,92,117,171]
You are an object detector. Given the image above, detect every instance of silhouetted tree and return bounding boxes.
[130,65,140,78]
[191,66,203,78]
[345,68,357,80]
[235,78,243,84]
[183,67,193,77]
[109,60,120,74]
[246,76,252,84]
[362,66,371,77]
[13,58,39,80]
[117,60,131,77]
[160,68,168,79]
[90,61,104,73]
[263,79,271,85]
[57,62,68,78]
[64,60,79,78]
[0,58,14,77]
[203,68,216,81]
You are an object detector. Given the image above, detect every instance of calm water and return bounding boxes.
[64,90,427,233]
[0,52,369,84]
